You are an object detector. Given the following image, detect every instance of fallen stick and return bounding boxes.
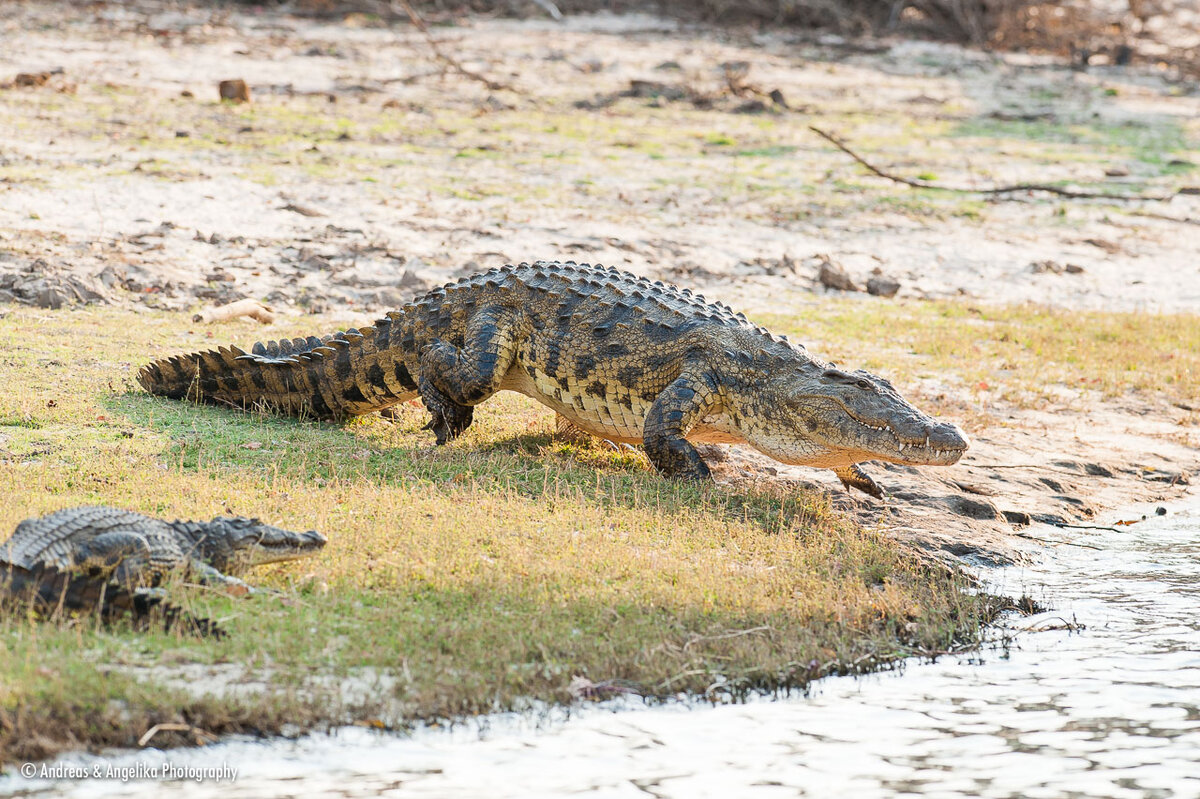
[138,722,218,747]
[1048,522,1124,534]
[193,298,276,325]
[1128,210,1200,226]
[809,125,1183,202]
[1014,532,1103,550]
[389,0,515,93]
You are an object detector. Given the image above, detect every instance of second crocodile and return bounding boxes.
[1,506,327,635]
[139,261,969,496]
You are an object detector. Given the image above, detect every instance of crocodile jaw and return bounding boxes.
[743,402,969,469]
[239,529,328,567]
[842,416,970,466]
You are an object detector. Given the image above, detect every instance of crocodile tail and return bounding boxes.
[0,563,224,638]
[137,314,419,419]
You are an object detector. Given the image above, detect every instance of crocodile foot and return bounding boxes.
[833,464,884,499]
[422,407,474,445]
[418,376,475,445]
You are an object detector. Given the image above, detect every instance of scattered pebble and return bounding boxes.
[866,275,900,298]
[817,257,859,292]
[1030,260,1084,275]
[218,79,251,103]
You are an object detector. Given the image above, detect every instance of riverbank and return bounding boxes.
[14,494,1196,798]
[0,298,1195,765]
[0,0,1197,769]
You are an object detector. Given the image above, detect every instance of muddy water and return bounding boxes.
[7,498,1200,798]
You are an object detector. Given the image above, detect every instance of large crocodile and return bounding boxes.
[1,506,327,635]
[139,261,968,496]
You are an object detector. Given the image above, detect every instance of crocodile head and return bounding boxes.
[193,517,328,573]
[749,366,969,468]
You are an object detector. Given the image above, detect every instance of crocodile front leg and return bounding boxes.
[188,560,257,596]
[419,305,530,445]
[643,370,720,480]
[833,464,884,499]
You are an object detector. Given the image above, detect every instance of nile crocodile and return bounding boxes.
[139,261,968,496]
[1,506,327,634]
[0,560,223,637]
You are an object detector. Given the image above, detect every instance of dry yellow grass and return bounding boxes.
[0,305,996,764]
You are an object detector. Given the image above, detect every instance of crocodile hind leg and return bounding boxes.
[833,464,884,499]
[417,378,475,446]
[419,305,530,445]
[643,370,720,480]
[72,532,157,588]
[554,413,596,445]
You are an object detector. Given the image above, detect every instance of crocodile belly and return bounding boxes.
[501,365,649,443]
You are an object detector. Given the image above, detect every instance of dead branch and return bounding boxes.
[138,722,218,747]
[193,298,276,324]
[809,125,1182,202]
[1128,210,1200,226]
[389,0,515,93]
[1014,532,1103,550]
[1049,522,1124,533]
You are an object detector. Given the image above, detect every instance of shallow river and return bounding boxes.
[6,497,1199,798]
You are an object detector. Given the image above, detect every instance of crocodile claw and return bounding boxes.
[833,464,885,499]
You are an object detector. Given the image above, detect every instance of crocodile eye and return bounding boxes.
[855,379,872,390]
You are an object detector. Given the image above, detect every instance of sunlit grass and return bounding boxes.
[0,305,995,764]
[759,300,1200,410]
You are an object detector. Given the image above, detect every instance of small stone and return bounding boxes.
[1105,165,1131,177]
[1064,264,1085,274]
[1155,506,1167,516]
[733,99,768,114]
[36,285,64,309]
[218,79,251,103]
[1030,259,1063,275]
[817,257,858,292]
[866,275,900,298]
[624,80,686,101]
[1001,510,1032,526]
[14,71,53,87]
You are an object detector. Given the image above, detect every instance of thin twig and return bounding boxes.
[682,625,773,651]
[138,722,218,747]
[1049,522,1124,534]
[1016,615,1084,632]
[965,462,1092,477]
[390,0,514,93]
[1127,210,1200,226]
[809,125,1181,202]
[1014,532,1103,550]
[655,668,709,690]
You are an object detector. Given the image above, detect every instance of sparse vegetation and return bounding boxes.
[1,0,1197,771]
[2,298,1195,763]
[0,305,1002,764]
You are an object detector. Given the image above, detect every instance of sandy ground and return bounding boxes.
[1,2,1197,563]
